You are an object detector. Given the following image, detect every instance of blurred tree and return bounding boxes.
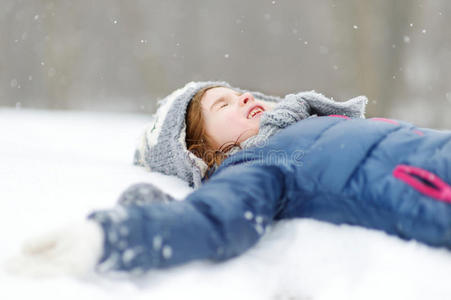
[332,0,416,117]
[1,0,450,128]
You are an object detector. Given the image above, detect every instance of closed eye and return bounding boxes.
[220,103,228,108]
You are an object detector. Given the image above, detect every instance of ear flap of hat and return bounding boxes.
[133,84,189,168]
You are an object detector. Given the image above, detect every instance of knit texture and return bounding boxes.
[133,81,282,188]
[230,91,368,155]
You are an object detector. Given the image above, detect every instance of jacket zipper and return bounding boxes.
[393,164,451,203]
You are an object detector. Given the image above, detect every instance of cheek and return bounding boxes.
[223,114,248,131]
[206,111,258,146]
[210,117,241,141]
[213,111,240,127]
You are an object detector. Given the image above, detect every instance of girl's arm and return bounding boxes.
[88,163,286,273]
[7,163,285,276]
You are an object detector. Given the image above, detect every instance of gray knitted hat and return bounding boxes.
[133,81,282,188]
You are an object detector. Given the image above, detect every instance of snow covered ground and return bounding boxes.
[1,107,450,300]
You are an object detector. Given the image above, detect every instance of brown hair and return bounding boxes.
[185,86,241,178]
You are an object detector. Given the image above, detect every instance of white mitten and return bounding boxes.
[4,220,104,277]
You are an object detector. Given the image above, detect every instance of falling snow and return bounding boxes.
[244,211,253,220]
[153,235,163,250]
[122,249,136,264]
[108,230,118,244]
[162,245,173,259]
[255,224,265,235]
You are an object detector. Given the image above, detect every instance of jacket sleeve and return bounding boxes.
[87,163,286,273]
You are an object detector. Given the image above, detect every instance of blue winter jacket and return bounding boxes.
[89,116,451,273]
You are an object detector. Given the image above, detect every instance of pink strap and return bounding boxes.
[393,164,451,203]
[328,114,350,119]
[412,129,424,136]
[371,117,399,125]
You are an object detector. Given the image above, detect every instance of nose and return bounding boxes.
[239,92,254,106]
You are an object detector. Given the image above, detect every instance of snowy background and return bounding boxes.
[2,0,451,128]
[1,108,451,300]
[2,1,451,299]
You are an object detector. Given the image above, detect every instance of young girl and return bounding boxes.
[9,81,451,276]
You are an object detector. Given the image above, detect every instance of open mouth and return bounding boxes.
[247,106,265,119]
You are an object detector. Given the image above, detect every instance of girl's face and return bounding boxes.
[201,87,271,149]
